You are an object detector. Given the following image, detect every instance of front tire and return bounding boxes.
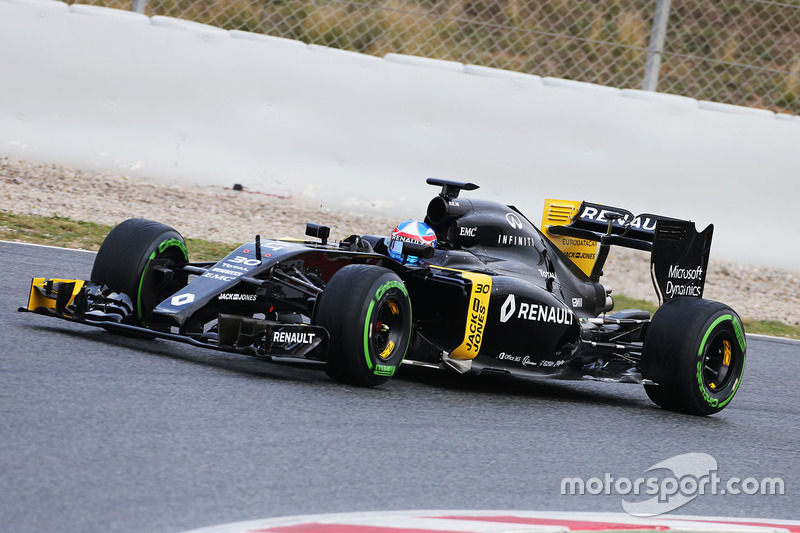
[641,297,746,416]
[91,218,188,324]
[315,265,412,386]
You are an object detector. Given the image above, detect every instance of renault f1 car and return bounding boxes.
[21,178,746,415]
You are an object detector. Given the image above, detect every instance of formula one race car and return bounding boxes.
[21,178,746,415]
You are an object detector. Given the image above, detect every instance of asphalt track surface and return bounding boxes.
[1,241,797,532]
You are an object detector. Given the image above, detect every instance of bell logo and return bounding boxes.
[500,294,516,323]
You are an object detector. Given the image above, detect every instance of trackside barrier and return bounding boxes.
[1,0,799,268]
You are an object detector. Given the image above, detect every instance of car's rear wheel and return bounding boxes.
[315,264,412,386]
[91,218,188,324]
[641,297,746,415]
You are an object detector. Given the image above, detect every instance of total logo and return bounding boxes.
[499,294,574,325]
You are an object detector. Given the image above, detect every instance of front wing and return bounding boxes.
[20,277,329,361]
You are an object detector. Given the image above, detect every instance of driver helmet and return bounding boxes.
[386,220,437,265]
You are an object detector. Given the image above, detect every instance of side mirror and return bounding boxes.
[305,223,330,246]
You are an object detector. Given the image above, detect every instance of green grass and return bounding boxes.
[2,211,798,340]
[0,212,234,263]
[0,212,111,250]
[611,293,658,316]
[741,319,800,340]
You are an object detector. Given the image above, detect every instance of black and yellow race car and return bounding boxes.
[21,178,746,415]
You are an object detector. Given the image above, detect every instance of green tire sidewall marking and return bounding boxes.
[362,279,411,376]
[695,314,746,408]
[732,315,746,351]
[374,364,396,376]
[376,280,408,299]
[159,238,188,259]
[137,238,188,323]
[363,299,376,371]
[719,315,746,408]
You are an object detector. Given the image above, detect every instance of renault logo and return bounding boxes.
[170,293,195,306]
[500,294,516,323]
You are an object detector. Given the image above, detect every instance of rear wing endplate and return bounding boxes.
[649,219,713,306]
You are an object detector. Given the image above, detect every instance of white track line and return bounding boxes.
[181,510,800,533]
[0,239,96,254]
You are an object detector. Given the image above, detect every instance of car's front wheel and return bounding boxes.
[641,297,746,415]
[315,264,412,386]
[91,218,188,324]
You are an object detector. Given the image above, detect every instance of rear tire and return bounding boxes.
[641,297,746,416]
[91,218,188,324]
[315,265,412,386]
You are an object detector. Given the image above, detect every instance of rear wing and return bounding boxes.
[541,199,713,305]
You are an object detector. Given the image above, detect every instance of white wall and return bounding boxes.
[1,0,799,268]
